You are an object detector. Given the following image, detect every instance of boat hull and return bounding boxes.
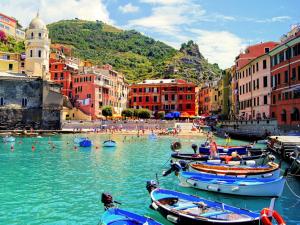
[179,172,285,197]
[103,141,116,147]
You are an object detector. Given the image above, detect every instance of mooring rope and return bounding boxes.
[286,180,300,199]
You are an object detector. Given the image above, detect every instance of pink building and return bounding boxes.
[238,54,275,119]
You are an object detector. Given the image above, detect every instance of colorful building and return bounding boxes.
[199,84,211,115]
[0,51,25,73]
[222,69,231,118]
[129,79,196,116]
[0,12,25,40]
[238,52,276,120]
[269,25,300,127]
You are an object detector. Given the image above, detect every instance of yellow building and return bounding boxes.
[0,51,25,73]
[210,80,222,114]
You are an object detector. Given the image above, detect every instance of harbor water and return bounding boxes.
[0,134,299,225]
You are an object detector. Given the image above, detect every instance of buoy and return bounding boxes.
[10,145,14,151]
[260,208,286,225]
[74,146,77,150]
[32,145,35,151]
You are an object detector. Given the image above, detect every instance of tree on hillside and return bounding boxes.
[102,106,113,119]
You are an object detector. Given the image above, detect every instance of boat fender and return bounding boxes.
[231,186,239,191]
[224,155,232,164]
[260,208,286,225]
[207,185,220,192]
[246,160,256,166]
[261,173,273,178]
[151,202,159,210]
[167,214,178,223]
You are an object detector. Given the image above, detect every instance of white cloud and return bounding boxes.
[119,3,139,13]
[246,16,291,23]
[0,0,112,27]
[140,0,186,5]
[128,2,205,35]
[190,29,245,69]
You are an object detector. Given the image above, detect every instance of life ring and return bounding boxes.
[260,208,286,225]
[171,142,182,151]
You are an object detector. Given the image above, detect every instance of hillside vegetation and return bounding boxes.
[48,20,222,83]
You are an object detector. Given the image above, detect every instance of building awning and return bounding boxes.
[282,85,300,93]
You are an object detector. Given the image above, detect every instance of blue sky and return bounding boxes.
[1,0,299,68]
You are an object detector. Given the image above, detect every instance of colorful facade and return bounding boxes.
[199,84,211,115]
[0,51,25,73]
[129,79,196,116]
[269,25,300,127]
[0,12,25,40]
[238,53,275,120]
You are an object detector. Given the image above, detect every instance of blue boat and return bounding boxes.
[79,139,92,147]
[3,136,16,142]
[103,140,116,147]
[100,193,161,225]
[148,133,158,140]
[146,181,261,225]
[101,208,161,225]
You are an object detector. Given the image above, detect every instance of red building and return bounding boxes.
[199,85,211,115]
[49,58,78,98]
[72,73,100,119]
[269,25,300,127]
[128,79,196,116]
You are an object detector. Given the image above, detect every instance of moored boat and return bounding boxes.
[149,133,158,140]
[146,181,261,225]
[103,140,117,147]
[100,193,161,225]
[74,137,86,144]
[190,161,281,178]
[165,167,286,197]
[79,139,92,147]
[3,136,16,142]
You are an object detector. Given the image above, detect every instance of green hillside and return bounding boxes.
[48,20,222,84]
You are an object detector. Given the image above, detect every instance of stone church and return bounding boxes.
[0,13,63,130]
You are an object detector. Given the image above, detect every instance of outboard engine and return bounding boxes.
[191,144,198,154]
[178,160,189,171]
[101,193,114,210]
[268,154,276,162]
[163,161,184,177]
[146,180,158,193]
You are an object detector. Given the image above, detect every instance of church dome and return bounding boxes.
[29,13,46,29]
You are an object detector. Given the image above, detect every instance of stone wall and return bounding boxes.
[0,76,63,130]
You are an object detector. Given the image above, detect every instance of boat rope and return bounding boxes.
[285,180,300,199]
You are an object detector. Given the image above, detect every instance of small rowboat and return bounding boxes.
[100,193,161,225]
[3,136,16,142]
[177,171,286,197]
[190,162,280,178]
[101,208,162,225]
[146,181,261,225]
[171,149,268,164]
[79,139,92,147]
[103,140,116,147]
[199,145,251,155]
[74,137,86,144]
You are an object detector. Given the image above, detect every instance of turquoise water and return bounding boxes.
[0,134,299,225]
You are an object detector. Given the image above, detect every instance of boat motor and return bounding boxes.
[101,193,121,210]
[146,180,158,193]
[191,144,198,154]
[163,160,189,177]
[267,154,276,162]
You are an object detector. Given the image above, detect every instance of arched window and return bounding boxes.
[38,33,42,39]
[38,50,42,58]
[281,109,287,122]
[291,107,300,121]
[31,32,34,38]
[30,50,33,57]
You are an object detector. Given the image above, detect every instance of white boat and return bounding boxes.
[103,140,116,147]
[177,171,286,197]
[3,136,16,142]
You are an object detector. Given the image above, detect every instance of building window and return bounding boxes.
[171,95,175,101]
[278,73,281,85]
[8,63,13,70]
[30,50,33,57]
[54,73,58,80]
[264,95,268,105]
[186,104,191,109]
[146,96,150,102]
[265,48,270,53]
[263,76,268,87]
[281,109,287,122]
[154,96,158,102]
[284,71,288,83]
[165,95,168,101]
[278,94,281,101]
[263,60,267,69]
[38,33,42,39]
[256,78,259,89]
[60,73,64,80]
[0,97,4,106]
[291,108,300,121]
[139,96,142,102]
[256,62,259,71]
[133,97,136,102]
[186,95,191,100]
[87,94,91,98]
[31,32,33,38]
[292,68,296,80]
[38,50,41,58]
[171,105,175,110]
[272,95,276,104]
[22,98,28,107]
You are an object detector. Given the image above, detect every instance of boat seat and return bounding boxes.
[174,203,196,210]
[201,210,229,217]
